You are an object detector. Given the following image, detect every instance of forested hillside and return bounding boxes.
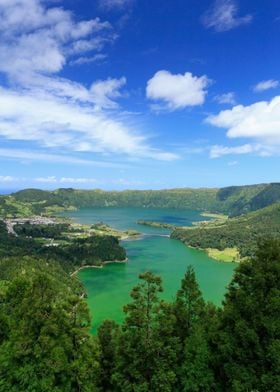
[0,221,126,274]
[172,202,280,258]
[0,240,279,391]
[216,182,280,216]
[0,182,280,218]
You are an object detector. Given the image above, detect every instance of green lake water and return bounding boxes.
[62,208,236,333]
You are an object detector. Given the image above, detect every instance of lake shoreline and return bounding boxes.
[63,207,236,332]
[71,258,129,277]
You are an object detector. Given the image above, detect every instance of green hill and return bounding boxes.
[0,182,279,218]
[216,182,280,216]
[171,202,280,259]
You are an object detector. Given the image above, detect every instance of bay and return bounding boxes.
[62,207,236,333]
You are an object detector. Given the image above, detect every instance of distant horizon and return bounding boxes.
[1,180,279,195]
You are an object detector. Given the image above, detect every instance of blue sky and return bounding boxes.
[0,0,279,190]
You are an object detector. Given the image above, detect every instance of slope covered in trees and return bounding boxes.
[0,220,126,274]
[0,256,100,391]
[0,182,279,218]
[0,239,279,391]
[171,202,280,258]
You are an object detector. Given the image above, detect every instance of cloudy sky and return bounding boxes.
[0,0,279,190]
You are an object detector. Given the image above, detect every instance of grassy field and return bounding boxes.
[206,247,241,262]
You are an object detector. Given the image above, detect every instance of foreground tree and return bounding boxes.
[173,266,205,341]
[98,320,120,391]
[181,323,216,392]
[173,266,215,391]
[0,266,99,392]
[215,239,280,391]
[113,272,178,392]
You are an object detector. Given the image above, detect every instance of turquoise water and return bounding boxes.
[62,208,236,333]
[61,207,213,234]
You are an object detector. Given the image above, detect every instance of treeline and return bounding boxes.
[1,182,279,218]
[0,239,279,391]
[0,221,126,274]
[172,202,280,257]
[14,222,71,239]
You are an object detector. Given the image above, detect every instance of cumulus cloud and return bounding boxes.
[207,96,280,157]
[146,70,210,110]
[0,0,176,162]
[214,92,236,105]
[202,0,252,32]
[0,0,113,79]
[207,96,280,145]
[253,79,279,92]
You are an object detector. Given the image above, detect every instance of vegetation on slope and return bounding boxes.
[0,182,279,218]
[0,256,100,391]
[216,182,280,216]
[171,202,280,259]
[0,220,126,274]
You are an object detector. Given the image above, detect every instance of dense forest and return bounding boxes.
[0,221,126,274]
[1,182,280,218]
[171,202,280,258]
[0,239,279,391]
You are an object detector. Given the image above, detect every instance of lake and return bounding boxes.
[62,207,236,333]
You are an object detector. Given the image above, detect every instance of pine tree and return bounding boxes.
[98,319,120,391]
[173,266,216,391]
[0,270,99,392]
[173,265,205,342]
[181,324,215,392]
[112,271,177,392]
[216,239,280,391]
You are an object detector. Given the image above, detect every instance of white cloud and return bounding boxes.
[35,176,99,184]
[0,1,113,78]
[100,0,134,10]
[228,160,238,166]
[0,88,178,161]
[214,92,236,105]
[35,176,57,183]
[70,54,107,66]
[253,79,279,92]
[210,144,253,158]
[202,0,252,32]
[210,143,279,158]
[90,77,127,109]
[0,148,124,168]
[0,0,177,162]
[207,96,280,158]
[146,70,210,110]
[207,96,280,145]
[0,0,117,106]
[31,176,144,187]
[0,175,20,183]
